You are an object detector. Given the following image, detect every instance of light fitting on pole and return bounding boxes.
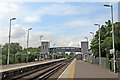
[94,24,100,26]
[104,4,111,7]
[28,28,32,30]
[90,32,94,39]
[11,18,16,20]
[40,35,43,37]
[84,37,88,41]
[84,37,88,39]
[90,32,94,35]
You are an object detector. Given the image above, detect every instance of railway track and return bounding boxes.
[4,59,72,80]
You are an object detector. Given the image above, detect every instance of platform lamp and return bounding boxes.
[94,24,101,66]
[7,17,16,65]
[26,28,32,63]
[104,4,116,73]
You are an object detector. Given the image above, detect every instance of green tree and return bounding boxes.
[10,43,22,64]
[91,21,120,58]
[2,43,23,64]
[69,52,75,58]
[114,22,120,51]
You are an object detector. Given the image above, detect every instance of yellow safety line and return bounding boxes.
[69,60,76,79]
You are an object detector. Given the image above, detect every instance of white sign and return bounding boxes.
[110,49,115,54]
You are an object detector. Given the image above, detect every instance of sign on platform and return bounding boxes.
[110,49,115,54]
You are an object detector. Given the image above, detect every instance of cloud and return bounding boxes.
[61,13,113,29]
[27,3,90,17]
[0,3,81,24]
[63,20,92,28]
[51,33,94,48]
[36,3,103,16]
[23,16,41,23]
[0,24,27,46]
[11,24,26,38]
[52,35,81,47]
[41,4,80,15]
[0,3,20,20]
[0,27,8,45]
[28,32,53,47]
[0,3,19,13]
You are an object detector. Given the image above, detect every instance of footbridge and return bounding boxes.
[49,47,81,53]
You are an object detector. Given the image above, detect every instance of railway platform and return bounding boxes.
[0,58,66,73]
[58,58,118,79]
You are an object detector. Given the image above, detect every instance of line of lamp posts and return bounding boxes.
[84,4,116,73]
[7,18,44,65]
[7,17,51,64]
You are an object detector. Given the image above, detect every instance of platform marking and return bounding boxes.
[58,59,76,79]
[69,59,76,78]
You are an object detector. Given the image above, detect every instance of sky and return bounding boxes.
[0,1,119,48]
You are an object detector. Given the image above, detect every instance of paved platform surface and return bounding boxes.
[59,58,118,79]
[74,60,118,78]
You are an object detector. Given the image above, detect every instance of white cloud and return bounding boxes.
[52,35,81,47]
[61,13,113,29]
[23,16,41,23]
[51,32,94,48]
[11,24,26,38]
[0,3,20,20]
[0,27,8,45]
[63,20,92,28]
[29,32,53,47]
[0,3,19,13]
[0,24,27,47]
[0,24,53,48]
[33,4,88,16]
[45,4,80,15]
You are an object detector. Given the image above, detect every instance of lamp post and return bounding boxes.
[90,32,94,39]
[84,37,88,42]
[84,37,89,62]
[7,18,16,65]
[104,4,116,73]
[95,24,101,66]
[90,32,94,63]
[26,28,32,63]
[90,32,94,53]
